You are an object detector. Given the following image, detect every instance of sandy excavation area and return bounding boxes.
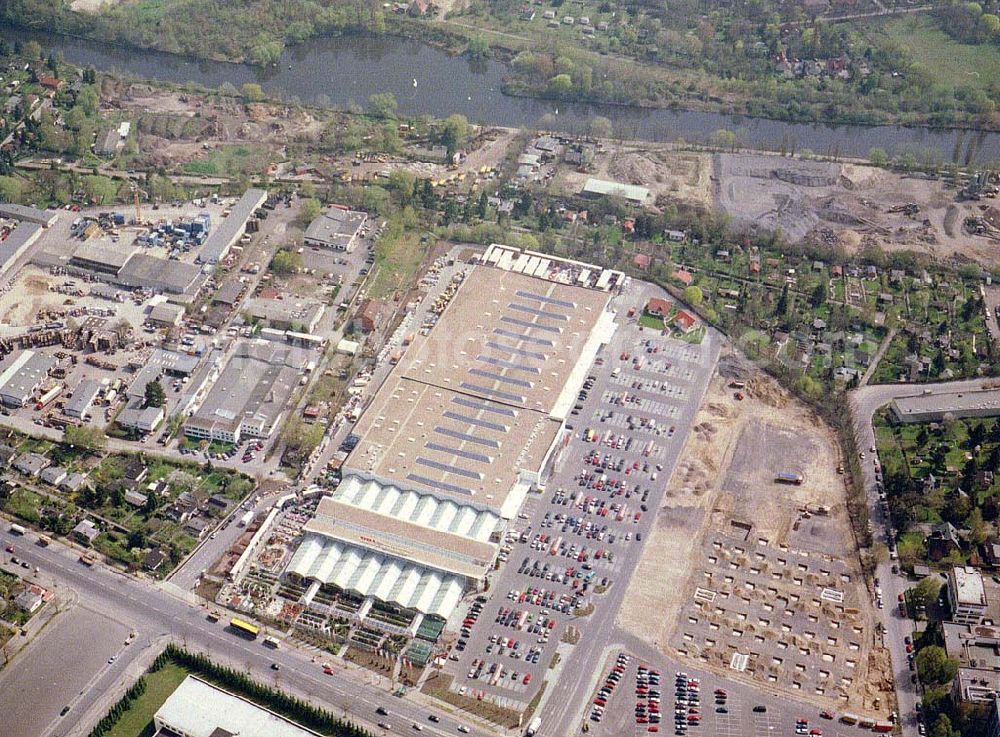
[618,351,893,716]
[715,152,1000,265]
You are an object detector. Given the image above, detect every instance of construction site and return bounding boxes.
[617,351,894,718]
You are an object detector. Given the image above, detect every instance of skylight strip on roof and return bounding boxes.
[416,457,483,480]
[500,316,562,334]
[425,442,493,464]
[468,368,533,389]
[476,355,541,374]
[458,382,525,404]
[434,426,500,448]
[485,341,547,361]
[515,289,576,309]
[508,302,569,321]
[492,328,553,347]
[407,474,474,496]
[442,410,508,432]
[451,396,517,417]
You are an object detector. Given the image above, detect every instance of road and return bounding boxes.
[0,527,494,737]
[850,376,999,737]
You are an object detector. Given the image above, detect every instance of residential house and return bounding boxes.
[39,466,66,487]
[123,459,148,485]
[125,489,149,508]
[73,518,100,546]
[672,269,694,286]
[13,452,49,477]
[948,566,988,624]
[673,311,698,334]
[60,472,87,493]
[354,299,381,334]
[645,298,672,318]
[633,253,651,270]
[929,522,963,562]
[183,515,210,538]
[143,547,170,572]
[14,589,43,613]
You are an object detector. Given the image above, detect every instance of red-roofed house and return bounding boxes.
[645,298,672,318]
[39,76,63,92]
[673,269,693,286]
[673,310,698,333]
[633,253,651,270]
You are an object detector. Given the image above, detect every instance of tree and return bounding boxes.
[929,713,959,737]
[777,283,790,316]
[910,575,943,611]
[869,147,889,168]
[547,74,573,96]
[440,114,469,157]
[144,379,165,409]
[240,83,264,102]
[684,285,704,307]
[367,92,398,119]
[299,197,321,223]
[64,424,106,451]
[467,37,489,58]
[270,249,302,275]
[915,645,958,686]
[811,279,827,307]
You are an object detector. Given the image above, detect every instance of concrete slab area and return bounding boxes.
[0,604,128,737]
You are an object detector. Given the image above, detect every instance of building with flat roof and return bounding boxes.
[146,348,200,376]
[0,222,43,277]
[303,205,367,252]
[148,302,185,327]
[185,340,306,444]
[197,188,267,264]
[581,177,650,204]
[950,566,989,624]
[0,350,55,407]
[286,260,616,620]
[118,405,164,434]
[117,253,204,295]
[64,379,102,419]
[154,675,323,737]
[244,295,325,333]
[69,242,136,276]
[0,203,58,227]
[892,389,1000,424]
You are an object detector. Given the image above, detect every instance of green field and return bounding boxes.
[105,662,189,737]
[182,145,273,177]
[880,15,1000,91]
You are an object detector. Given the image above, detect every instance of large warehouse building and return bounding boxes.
[285,256,618,622]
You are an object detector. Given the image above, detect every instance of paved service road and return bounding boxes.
[0,529,490,737]
[851,376,999,737]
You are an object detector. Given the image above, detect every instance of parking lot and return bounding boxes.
[582,646,878,737]
[442,280,716,711]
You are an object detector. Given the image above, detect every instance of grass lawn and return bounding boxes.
[369,231,429,300]
[638,314,665,331]
[879,15,1000,91]
[182,145,273,177]
[105,662,189,737]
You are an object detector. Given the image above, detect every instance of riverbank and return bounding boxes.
[2,21,999,163]
[5,1,1000,134]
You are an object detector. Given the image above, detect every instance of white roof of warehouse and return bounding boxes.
[155,675,322,737]
[286,534,465,619]
[334,475,499,542]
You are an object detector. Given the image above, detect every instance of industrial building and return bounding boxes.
[0,222,43,277]
[60,243,204,297]
[244,295,325,333]
[581,177,651,205]
[154,676,323,737]
[197,188,267,264]
[69,243,136,275]
[184,340,307,444]
[64,379,102,419]
[303,205,367,252]
[147,302,185,327]
[891,389,1000,424]
[285,258,616,621]
[0,350,56,408]
[0,203,58,227]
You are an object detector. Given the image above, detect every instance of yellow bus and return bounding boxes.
[229,618,260,639]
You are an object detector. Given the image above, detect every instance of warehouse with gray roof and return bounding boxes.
[0,350,56,408]
[891,389,1000,424]
[197,188,267,264]
[303,205,367,252]
[64,379,102,419]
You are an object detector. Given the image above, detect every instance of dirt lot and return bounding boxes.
[555,146,713,209]
[618,351,892,715]
[716,152,999,265]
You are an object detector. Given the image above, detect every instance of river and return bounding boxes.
[5,23,1000,162]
